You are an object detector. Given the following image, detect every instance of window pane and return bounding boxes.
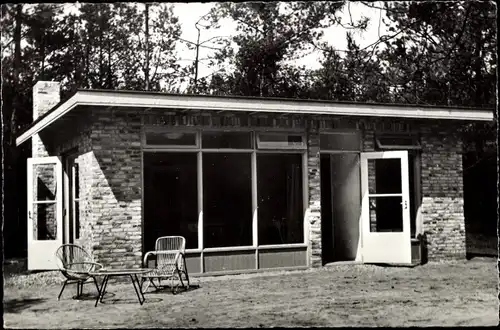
[369,196,403,232]
[144,153,198,250]
[202,131,252,149]
[33,203,57,240]
[368,158,402,194]
[258,133,305,148]
[203,153,252,248]
[257,154,304,245]
[145,131,197,146]
[33,164,56,201]
[320,132,360,151]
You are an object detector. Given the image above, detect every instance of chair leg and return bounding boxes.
[141,278,151,293]
[177,268,185,290]
[58,280,68,300]
[75,281,81,298]
[171,276,176,295]
[79,281,84,297]
[183,259,190,288]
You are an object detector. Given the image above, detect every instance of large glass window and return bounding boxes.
[257,154,304,245]
[203,153,253,248]
[143,153,198,250]
[142,129,307,251]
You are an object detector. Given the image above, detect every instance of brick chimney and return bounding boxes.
[32,81,60,157]
[33,81,61,121]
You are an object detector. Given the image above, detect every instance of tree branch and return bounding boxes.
[428,3,472,65]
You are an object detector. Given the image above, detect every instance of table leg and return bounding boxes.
[130,274,146,305]
[95,275,109,307]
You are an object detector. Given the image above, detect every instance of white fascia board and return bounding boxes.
[78,90,494,121]
[16,90,494,146]
[16,93,82,146]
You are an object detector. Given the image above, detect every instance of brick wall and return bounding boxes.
[420,121,465,259]
[86,109,143,268]
[306,121,322,267]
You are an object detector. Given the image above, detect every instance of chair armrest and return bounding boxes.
[143,250,182,267]
[143,251,156,267]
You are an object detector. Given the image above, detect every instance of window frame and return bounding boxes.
[256,132,307,150]
[375,133,421,150]
[141,127,308,257]
[142,126,199,149]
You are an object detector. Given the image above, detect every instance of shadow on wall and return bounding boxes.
[463,150,497,258]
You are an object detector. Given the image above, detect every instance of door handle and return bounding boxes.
[28,211,31,219]
[404,200,408,210]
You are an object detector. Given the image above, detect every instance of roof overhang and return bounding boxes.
[16,89,495,146]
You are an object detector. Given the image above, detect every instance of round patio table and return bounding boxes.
[89,268,152,307]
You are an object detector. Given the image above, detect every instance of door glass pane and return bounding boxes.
[369,196,403,232]
[257,153,304,245]
[33,164,57,201]
[144,153,199,250]
[368,158,402,194]
[33,203,57,240]
[203,153,252,248]
[202,131,252,149]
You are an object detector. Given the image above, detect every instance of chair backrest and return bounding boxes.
[55,244,92,272]
[154,236,186,271]
[155,236,186,252]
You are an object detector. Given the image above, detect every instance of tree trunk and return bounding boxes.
[11,4,22,143]
[98,8,104,87]
[145,3,150,91]
[194,26,200,91]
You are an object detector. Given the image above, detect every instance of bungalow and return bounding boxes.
[17,81,494,274]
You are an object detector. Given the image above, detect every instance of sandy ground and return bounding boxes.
[3,257,498,328]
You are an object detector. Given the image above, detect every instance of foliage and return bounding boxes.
[197,1,348,97]
[378,1,497,107]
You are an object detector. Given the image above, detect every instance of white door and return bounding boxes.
[27,157,63,270]
[360,151,411,264]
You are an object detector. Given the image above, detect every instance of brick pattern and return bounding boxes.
[306,122,322,267]
[32,81,60,158]
[87,109,143,268]
[420,122,465,259]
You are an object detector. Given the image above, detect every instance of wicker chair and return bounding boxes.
[55,244,103,300]
[142,236,190,294]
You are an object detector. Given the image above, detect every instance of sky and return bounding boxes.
[172,2,388,79]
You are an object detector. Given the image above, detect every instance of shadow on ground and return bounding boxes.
[143,284,201,295]
[3,298,47,313]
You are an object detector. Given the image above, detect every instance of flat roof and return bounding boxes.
[16,89,495,146]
